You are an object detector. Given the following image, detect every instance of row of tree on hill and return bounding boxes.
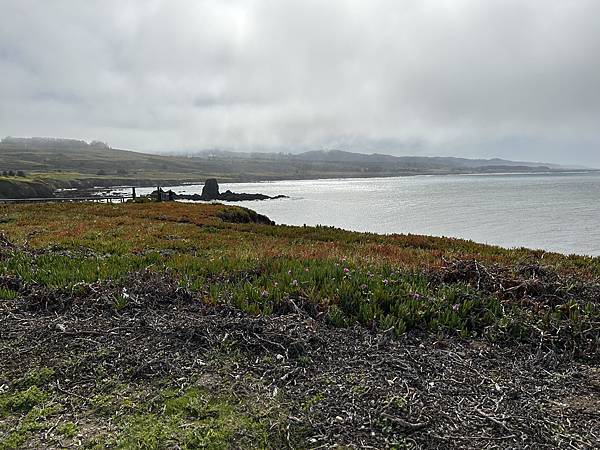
[1,137,110,149]
[1,170,27,177]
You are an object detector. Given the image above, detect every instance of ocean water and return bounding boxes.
[117,172,600,256]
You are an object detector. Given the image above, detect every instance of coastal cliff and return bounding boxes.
[0,178,55,198]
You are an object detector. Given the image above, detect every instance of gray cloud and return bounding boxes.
[1,0,599,165]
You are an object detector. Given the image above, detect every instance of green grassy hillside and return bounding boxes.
[0,138,196,174]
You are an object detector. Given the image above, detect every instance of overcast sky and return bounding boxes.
[1,0,599,165]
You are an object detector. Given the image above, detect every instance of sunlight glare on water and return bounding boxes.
[120,173,600,256]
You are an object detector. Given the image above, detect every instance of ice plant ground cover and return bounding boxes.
[0,202,598,448]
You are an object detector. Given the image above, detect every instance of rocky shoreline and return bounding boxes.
[151,178,288,202]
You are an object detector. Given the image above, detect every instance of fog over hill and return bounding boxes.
[164,148,587,171]
[0,137,588,181]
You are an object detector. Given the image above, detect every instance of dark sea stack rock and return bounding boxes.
[201,178,220,200]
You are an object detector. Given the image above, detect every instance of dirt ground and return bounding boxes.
[1,271,598,449]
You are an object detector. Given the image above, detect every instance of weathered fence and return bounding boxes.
[0,187,138,204]
[0,196,132,204]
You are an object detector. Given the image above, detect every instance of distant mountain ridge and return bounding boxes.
[297,150,554,169]
[0,137,591,183]
[188,148,581,171]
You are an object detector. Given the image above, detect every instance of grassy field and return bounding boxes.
[0,202,599,448]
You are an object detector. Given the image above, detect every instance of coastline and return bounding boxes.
[112,172,600,258]
[2,167,598,199]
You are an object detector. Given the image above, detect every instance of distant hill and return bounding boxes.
[294,150,560,169]
[188,148,584,172]
[0,137,589,185]
[0,137,199,175]
[188,148,582,170]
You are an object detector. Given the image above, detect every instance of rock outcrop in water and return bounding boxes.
[201,178,220,200]
[149,179,287,202]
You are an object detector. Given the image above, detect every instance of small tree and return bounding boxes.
[7,170,15,177]
[16,170,26,177]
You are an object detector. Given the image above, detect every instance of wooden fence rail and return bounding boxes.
[0,196,132,204]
